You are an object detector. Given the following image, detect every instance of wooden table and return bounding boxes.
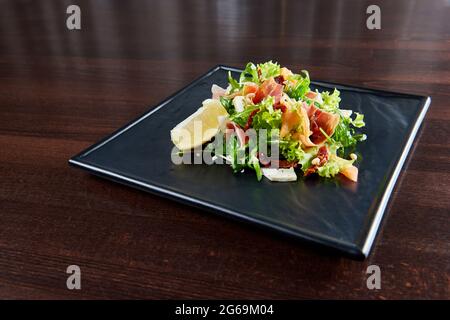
[0,0,448,299]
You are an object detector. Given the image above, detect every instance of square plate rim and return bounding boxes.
[69,64,431,259]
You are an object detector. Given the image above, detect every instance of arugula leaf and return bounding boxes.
[220,134,262,181]
[333,120,355,149]
[229,104,260,128]
[239,62,259,84]
[285,70,310,100]
[228,71,241,92]
[228,96,274,128]
[248,146,262,181]
[225,135,246,171]
[219,96,235,115]
[332,112,366,157]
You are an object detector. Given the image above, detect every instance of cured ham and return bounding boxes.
[341,165,358,182]
[211,84,227,100]
[244,108,260,130]
[226,121,247,147]
[243,83,258,95]
[305,91,323,104]
[253,78,283,104]
[304,146,329,176]
[280,106,315,147]
[306,105,340,144]
[280,108,300,138]
[305,91,317,99]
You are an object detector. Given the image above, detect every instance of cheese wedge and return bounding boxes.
[262,168,297,182]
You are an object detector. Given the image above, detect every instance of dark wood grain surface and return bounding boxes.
[0,0,449,299]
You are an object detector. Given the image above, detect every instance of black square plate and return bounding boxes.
[69,66,430,259]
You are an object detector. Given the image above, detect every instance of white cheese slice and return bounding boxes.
[232,95,245,112]
[262,168,297,182]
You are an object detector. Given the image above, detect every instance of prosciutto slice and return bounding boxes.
[306,105,340,144]
[253,78,283,104]
[280,106,315,147]
[226,122,247,147]
[341,165,358,182]
[211,84,227,100]
[304,146,329,176]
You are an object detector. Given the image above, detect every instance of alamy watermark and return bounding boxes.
[66,5,81,30]
[366,265,381,290]
[171,126,280,167]
[366,5,381,30]
[66,265,81,290]
[65,4,379,32]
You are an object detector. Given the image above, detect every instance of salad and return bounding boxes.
[171,61,366,182]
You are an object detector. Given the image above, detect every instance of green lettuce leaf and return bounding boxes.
[279,139,315,171]
[317,155,354,178]
[320,89,341,113]
[219,96,235,115]
[221,135,263,181]
[251,96,282,130]
[332,111,367,155]
[239,62,259,84]
[257,61,281,81]
[228,71,241,92]
[248,146,262,181]
[229,104,259,128]
[351,112,365,128]
[225,135,246,171]
[285,71,310,100]
[229,96,275,128]
[252,110,282,130]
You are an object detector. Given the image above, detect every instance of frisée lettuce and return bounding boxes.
[171,61,366,182]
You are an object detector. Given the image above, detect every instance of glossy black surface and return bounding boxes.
[70,66,429,258]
